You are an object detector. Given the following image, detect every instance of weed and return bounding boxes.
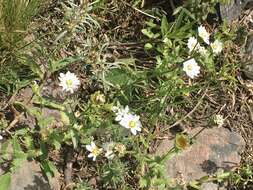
[0,0,252,189]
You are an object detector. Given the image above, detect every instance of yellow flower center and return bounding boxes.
[187,64,193,71]
[92,147,101,156]
[66,79,73,88]
[129,120,137,128]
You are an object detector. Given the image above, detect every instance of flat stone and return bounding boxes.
[10,160,52,190]
[156,127,245,189]
[201,182,219,190]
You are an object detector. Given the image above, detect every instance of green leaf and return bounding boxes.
[41,160,58,179]
[144,43,153,50]
[161,15,169,37]
[60,111,70,126]
[19,55,44,79]
[173,6,183,15]
[105,68,134,87]
[0,173,11,190]
[141,29,154,39]
[70,129,79,149]
[12,137,27,170]
[38,116,55,129]
[188,180,201,189]
[32,96,65,111]
[49,56,82,73]
[139,177,149,188]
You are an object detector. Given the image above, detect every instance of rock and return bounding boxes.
[219,0,252,23]
[156,127,245,189]
[219,0,242,22]
[41,80,68,101]
[9,160,53,190]
[16,86,64,129]
[242,33,253,80]
[201,182,219,190]
[243,63,253,80]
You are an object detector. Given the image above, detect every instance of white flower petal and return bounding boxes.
[86,145,92,152]
[187,37,199,52]
[136,126,142,131]
[131,128,137,135]
[91,142,96,149]
[198,25,210,45]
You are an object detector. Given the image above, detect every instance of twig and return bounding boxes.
[5,86,35,133]
[5,112,24,134]
[108,39,162,47]
[163,89,208,132]
[1,92,17,111]
[64,147,74,189]
[124,2,161,21]
[246,102,253,125]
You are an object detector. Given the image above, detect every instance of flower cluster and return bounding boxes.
[86,141,126,161]
[56,73,133,161]
[113,106,142,135]
[183,25,223,79]
[213,114,225,127]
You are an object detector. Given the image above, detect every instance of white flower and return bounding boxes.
[114,106,130,122]
[0,135,3,140]
[197,46,208,55]
[119,113,142,135]
[103,142,115,160]
[198,25,210,45]
[187,37,199,52]
[183,58,200,79]
[211,39,223,54]
[213,114,225,127]
[86,142,102,161]
[58,71,80,93]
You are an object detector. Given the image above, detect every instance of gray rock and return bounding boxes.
[242,33,253,80]
[10,161,52,190]
[201,182,227,190]
[156,127,245,189]
[219,0,242,22]
[219,0,252,22]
